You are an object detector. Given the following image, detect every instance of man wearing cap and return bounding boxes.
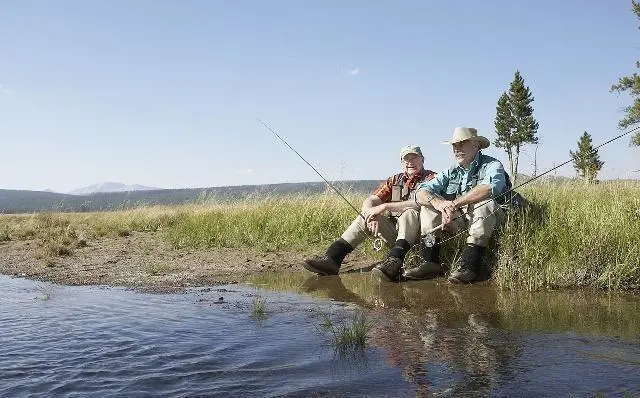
[303,145,436,281]
[408,127,509,284]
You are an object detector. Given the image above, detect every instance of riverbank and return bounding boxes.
[1,181,638,291]
[0,229,379,293]
[0,230,376,293]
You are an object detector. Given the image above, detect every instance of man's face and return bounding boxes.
[452,139,480,167]
[402,153,425,177]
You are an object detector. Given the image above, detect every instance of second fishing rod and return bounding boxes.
[261,119,639,251]
[416,124,640,247]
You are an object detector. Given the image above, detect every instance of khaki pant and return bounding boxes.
[420,199,504,247]
[341,209,421,249]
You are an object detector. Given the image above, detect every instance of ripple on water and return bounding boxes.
[0,275,410,397]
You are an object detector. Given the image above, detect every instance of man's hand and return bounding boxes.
[433,199,457,225]
[362,204,386,223]
[367,219,380,237]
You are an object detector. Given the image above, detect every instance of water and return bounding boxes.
[2,273,640,397]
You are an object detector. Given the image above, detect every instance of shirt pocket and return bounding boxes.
[445,182,460,196]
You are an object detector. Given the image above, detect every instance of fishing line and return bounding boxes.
[258,119,366,222]
[430,125,640,246]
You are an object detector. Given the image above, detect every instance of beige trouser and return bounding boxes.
[420,199,504,247]
[340,209,421,249]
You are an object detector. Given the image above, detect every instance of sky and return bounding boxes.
[1,0,639,193]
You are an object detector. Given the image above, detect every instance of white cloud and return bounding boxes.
[348,68,359,75]
[235,168,255,175]
[0,84,12,95]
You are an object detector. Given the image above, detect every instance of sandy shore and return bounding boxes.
[0,231,371,292]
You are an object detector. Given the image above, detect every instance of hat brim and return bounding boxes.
[400,151,423,159]
[441,136,490,149]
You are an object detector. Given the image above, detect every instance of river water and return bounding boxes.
[2,273,639,397]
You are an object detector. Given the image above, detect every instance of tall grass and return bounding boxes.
[165,194,371,253]
[494,181,640,291]
[1,182,638,290]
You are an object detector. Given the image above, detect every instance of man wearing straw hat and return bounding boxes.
[407,127,509,284]
[303,144,436,280]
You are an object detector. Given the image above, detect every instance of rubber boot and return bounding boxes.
[448,244,484,284]
[372,239,410,282]
[402,237,443,280]
[303,239,353,276]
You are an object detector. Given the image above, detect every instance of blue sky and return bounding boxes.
[1,0,639,193]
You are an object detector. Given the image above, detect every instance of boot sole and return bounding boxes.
[302,261,338,276]
[447,275,474,284]
[402,272,442,281]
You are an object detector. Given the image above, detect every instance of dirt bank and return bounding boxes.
[0,231,372,292]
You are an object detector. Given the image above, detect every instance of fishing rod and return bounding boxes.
[258,119,369,223]
[425,124,640,247]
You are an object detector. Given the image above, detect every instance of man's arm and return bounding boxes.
[362,193,403,222]
[415,169,447,206]
[452,184,492,208]
[371,198,418,216]
[361,194,383,212]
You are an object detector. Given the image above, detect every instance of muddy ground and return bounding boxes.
[0,231,373,292]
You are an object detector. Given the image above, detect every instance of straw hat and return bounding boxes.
[442,127,490,149]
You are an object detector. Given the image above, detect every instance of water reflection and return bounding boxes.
[249,272,640,397]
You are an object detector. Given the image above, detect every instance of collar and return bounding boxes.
[456,151,482,173]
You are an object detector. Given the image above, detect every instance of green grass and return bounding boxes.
[493,180,640,291]
[320,310,371,352]
[251,296,267,318]
[1,181,638,291]
[164,194,365,253]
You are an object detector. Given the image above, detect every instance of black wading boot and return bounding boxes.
[372,239,410,282]
[402,237,443,281]
[303,239,353,276]
[448,244,484,284]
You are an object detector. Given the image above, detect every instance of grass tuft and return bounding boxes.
[321,310,371,352]
[251,296,267,318]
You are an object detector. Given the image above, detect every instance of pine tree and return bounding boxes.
[570,131,604,182]
[610,0,640,146]
[494,71,539,182]
[494,92,514,174]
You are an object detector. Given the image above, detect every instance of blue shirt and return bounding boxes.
[419,151,507,199]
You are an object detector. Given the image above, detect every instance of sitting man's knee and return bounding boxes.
[398,208,419,220]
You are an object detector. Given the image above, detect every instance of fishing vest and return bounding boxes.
[442,153,513,205]
[390,172,431,203]
[384,172,431,218]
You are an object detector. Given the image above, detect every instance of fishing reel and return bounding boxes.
[373,233,437,251]
[422,233,437,248]
[372,238,384,252]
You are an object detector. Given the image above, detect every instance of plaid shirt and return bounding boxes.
[373,169,436,203]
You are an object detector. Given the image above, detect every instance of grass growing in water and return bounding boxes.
[320,310,371,352]
[251,296,267,318]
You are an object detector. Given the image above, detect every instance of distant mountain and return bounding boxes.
[68,182,162,195]
[0,180,381,214]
